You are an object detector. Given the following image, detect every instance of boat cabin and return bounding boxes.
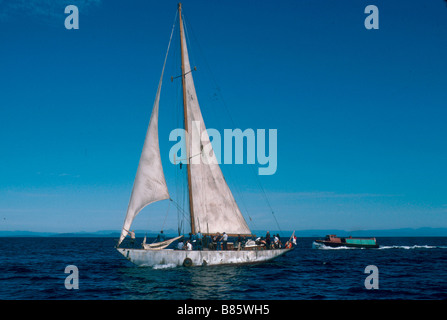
[324,235,342,243]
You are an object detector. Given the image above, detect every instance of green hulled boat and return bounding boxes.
[315,234,379,248]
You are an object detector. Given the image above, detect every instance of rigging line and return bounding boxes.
[171,67,196,81]
[160,199,171,231]
[148,200,172,244]
[167,17,185,237]
[182,13,266,234]
[156,9,178,94]
[182,13,196,73]
[248,163,283,235]
[118,9,178,247]
[182,10,277,235]
[181,13,256,227]
[170,198,190,222]
[182,20,259,212]
[183,14,208,234]
[182,15,237,126]
[163,9,185,238]
[187,21,280,234]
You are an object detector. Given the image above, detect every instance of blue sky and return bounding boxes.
[1,0,446,233]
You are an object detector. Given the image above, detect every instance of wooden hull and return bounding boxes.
[116,247,293,268]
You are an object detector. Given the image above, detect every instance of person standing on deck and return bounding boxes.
[274,234,279,248]
[236,234,243,250]
[222,232,228,250]
[265,231,271,249]
[216,233,222,251]
[156,230,166,243]
[196,231,203,250]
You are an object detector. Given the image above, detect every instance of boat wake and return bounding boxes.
[312,242,447,250]
[152,263,178,270]
[312,242,360,250]
[378,245,446,250]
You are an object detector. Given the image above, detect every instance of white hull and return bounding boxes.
[116,247,293,268]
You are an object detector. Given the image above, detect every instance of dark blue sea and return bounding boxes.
[1,237,446,301]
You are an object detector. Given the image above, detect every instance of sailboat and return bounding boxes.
[116,3,294,267]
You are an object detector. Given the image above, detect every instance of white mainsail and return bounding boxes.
[180,21,251,235]
[118,20,176,246]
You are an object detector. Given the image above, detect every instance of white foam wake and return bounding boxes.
[312,242,360,250]
[152,263,177,269]
[312,242,446,250]
[378,245,438,250]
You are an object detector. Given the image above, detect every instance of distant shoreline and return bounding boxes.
[1,227,447,237]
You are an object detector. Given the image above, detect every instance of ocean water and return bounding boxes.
[0,237,446,300]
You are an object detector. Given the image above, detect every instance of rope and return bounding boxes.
[160,199,171,231]
[170,198,190,223]
[181,11,282,235]
[181,13,257,232]
[249,164,283,236]
[179,10,284,238]
[154,9,177,98]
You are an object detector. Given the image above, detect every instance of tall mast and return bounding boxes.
[178,3,196,234]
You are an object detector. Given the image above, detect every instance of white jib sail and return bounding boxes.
[180,21,251,235]
[118,18,177,246]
